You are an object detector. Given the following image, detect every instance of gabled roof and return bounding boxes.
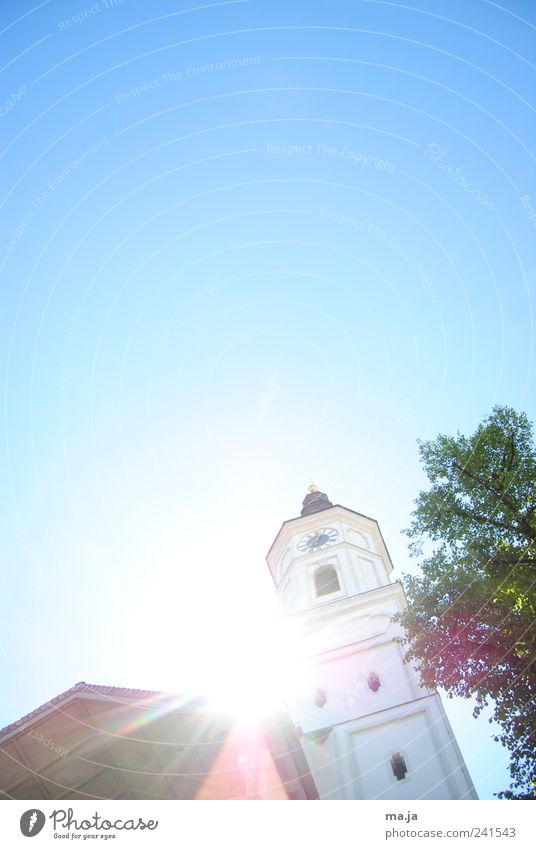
[0,682,189,741]
[0,682,318,800]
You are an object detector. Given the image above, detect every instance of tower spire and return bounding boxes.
[300,484,333,517]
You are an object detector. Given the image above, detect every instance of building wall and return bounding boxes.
[269,506,478,800]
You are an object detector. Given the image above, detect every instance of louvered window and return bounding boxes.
[314,565,340,597]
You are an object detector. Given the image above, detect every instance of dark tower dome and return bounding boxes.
[300,485,333,517]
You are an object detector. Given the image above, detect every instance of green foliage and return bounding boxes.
[396,406,536,799]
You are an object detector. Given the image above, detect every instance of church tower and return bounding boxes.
[266,487,477,800]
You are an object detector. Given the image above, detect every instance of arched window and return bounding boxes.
[314,688,327,708]
[367,672,381,692]
[390,752,408,781]
[314,565,340,597]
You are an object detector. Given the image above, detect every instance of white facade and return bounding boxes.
[267,498,478,800]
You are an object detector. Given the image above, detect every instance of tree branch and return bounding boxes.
[448,504,516,536]
[452,460,518,513]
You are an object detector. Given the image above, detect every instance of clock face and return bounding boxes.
[297,527,339,552]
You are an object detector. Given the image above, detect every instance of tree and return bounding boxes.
[396,406,536,798]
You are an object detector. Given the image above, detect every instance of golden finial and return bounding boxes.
[308,484,318,493]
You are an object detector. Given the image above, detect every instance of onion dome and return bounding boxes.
[300,485,333,517]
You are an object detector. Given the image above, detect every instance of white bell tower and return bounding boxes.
[266,486,478,800]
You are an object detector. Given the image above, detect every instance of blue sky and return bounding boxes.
[1,0,535,800]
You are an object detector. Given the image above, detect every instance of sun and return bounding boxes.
[201,620,308,724]
[132,528,309,725]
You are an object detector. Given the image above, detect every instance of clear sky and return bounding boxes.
[1,0,535,800]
